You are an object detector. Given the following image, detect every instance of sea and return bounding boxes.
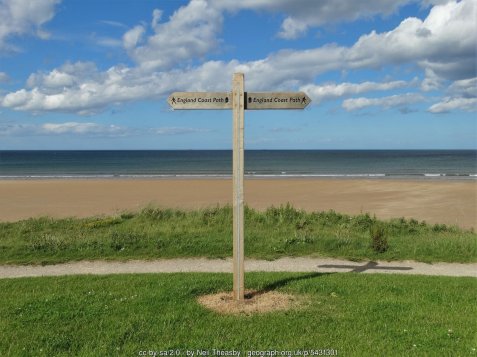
[0,150,476,180]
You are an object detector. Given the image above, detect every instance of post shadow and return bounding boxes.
[245,272,329,299]
[318,261,413,273]
[243,262,412,299]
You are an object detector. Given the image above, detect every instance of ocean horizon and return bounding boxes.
[0,150,476,180]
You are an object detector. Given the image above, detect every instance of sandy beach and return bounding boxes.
[0,179,475,229]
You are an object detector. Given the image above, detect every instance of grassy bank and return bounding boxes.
[0,205,476,265]
[0,272,475,355]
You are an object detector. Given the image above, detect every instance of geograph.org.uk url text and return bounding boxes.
[138,349,338,357]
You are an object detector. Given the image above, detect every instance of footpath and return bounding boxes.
[0,257,476,279]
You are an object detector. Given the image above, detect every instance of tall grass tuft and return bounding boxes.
[370,223,389,253]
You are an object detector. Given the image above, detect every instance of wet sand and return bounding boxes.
[0,179,475,229]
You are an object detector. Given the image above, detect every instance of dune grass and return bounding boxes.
[0,205,475,265]
[0,272,475,356]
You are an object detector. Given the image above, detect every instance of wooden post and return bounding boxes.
[232,73,245,301]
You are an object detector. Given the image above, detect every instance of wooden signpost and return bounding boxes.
[168,73,311,301]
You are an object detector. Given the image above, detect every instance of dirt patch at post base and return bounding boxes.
[197,290,306,315]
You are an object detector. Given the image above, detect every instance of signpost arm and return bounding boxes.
[232,73,245,301]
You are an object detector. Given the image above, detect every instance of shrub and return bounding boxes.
[370,224,389,253]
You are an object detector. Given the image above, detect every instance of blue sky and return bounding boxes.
[0,0,475,150]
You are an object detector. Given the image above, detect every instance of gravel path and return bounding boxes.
[0,257,476,279]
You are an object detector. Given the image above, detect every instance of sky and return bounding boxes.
[0,0,476,150]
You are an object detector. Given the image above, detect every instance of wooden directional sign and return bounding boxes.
[167,74,311,302]
[168,91,311,110]
[246,92,311,110]
[168,92,231,109]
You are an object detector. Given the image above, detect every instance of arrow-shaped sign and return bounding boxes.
[168,92,231,109]
[246,92,311,110]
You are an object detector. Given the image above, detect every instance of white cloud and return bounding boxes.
[0,72,9,82]
[100,20,128,29]
[300,80,412,103]
[1,0,475,115]
[212,0,412,39]
[448,77,477,98]
[27,69,75,89]
[0,123,34,136]
[26,61,99,89]
[428,97,477,113]
[151,9,163,30]
[427,77,477,113]
[347,0,476,80]
[0,122,131,136]
[127,0,476,89]
[94,36,122,48]
[278,17,309,40]
[41,122,127,135]
[0,60,237,114]
[234,45,347,90]
[124,0,223,70]
[0,122,212,137]
[122,25,145,50]
[278,0,411,39]
[421,68,443,91]
[342,93,425,111]
[239,0,475,85]
[151,127,212,135]
[0,0,61,51]
[421,0,456,5]
[208,0,476,82]
[4,62,156,114]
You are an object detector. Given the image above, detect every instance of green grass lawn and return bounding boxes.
[0,205,476,265]
[0,272,475,356]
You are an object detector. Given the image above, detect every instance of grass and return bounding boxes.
[0,205,476,265]
[0,272,475,356]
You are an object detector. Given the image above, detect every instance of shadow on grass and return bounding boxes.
[318,261,413,273]
[245,262,413,299]
[246,272,328,299]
